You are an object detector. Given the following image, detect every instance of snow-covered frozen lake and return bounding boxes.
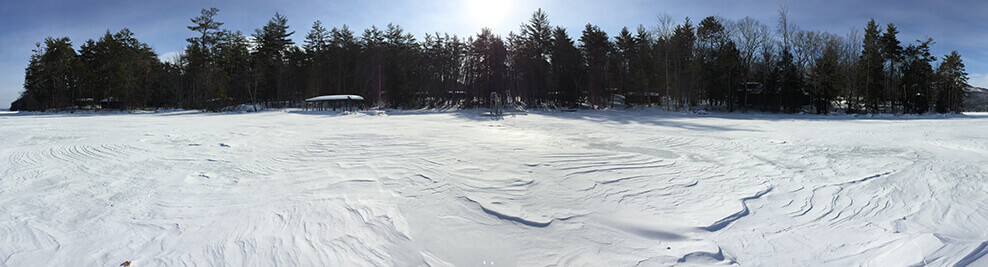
[1,110,987,266]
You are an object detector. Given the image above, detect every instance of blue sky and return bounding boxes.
[1,0,986,109]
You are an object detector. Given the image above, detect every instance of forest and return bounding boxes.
[10,8,971,114]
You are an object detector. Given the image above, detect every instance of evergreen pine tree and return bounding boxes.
[880,23,903,111]
[900,38,936,114]
[670,18,697,108]
[253,12,295,103]
[860,19,884,113]
[810,42,841,114]
[579,24,611,108]
[550,27,582,107]
[936,51,967,113]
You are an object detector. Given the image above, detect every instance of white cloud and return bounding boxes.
[970,73,988,89]
[158,51,183,64]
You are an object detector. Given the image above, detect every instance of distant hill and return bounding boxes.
[965,86,988,112]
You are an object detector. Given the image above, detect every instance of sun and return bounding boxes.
[466,0,512,28]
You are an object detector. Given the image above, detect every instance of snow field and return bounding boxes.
[1,110,987,266]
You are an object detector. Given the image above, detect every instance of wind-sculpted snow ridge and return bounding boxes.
[701,187,774,232]
[956,241,988,267]
[1,110,987,266]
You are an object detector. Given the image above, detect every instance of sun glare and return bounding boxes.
[466,0,511,28]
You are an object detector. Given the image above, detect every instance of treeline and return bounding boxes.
[12,8,971,113]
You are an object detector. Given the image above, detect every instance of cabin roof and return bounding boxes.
[304,95,365,102]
